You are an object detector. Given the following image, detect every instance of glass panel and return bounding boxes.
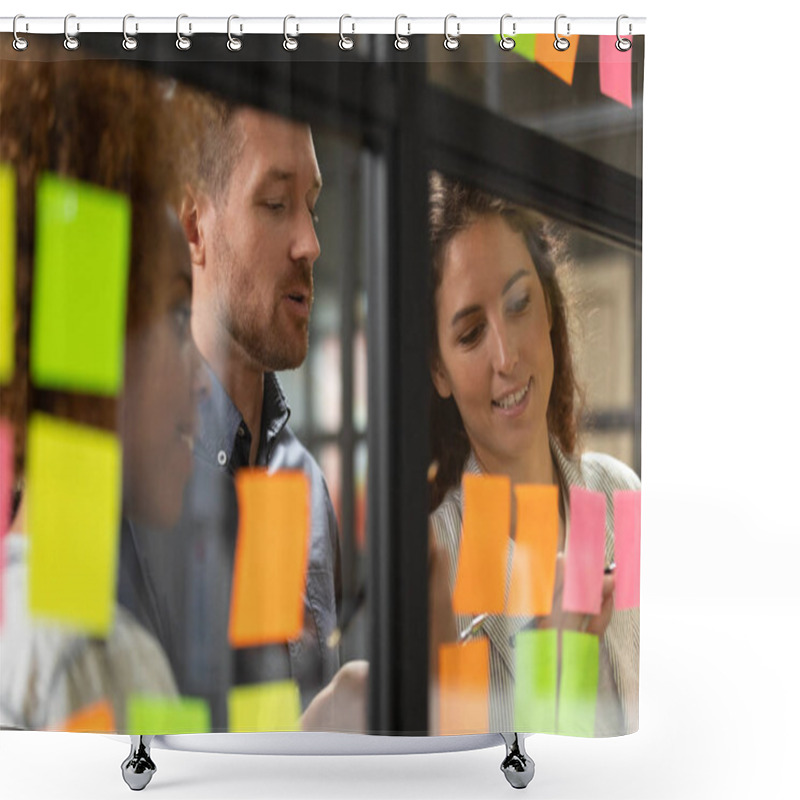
[426,36,643,177]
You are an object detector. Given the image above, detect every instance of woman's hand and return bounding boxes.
[537,553,615,637]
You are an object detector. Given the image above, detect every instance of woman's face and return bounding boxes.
[122,207,205,529]
[432,215,554,473]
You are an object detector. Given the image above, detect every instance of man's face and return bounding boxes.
[203,108,322,371]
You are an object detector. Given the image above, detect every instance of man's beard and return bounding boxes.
[214,230,311,372]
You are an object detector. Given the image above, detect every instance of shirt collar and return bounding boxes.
[195,364,290,470]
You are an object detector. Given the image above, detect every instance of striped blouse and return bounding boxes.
[429,435,640,736]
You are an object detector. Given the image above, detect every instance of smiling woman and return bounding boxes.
[427,172,640,736]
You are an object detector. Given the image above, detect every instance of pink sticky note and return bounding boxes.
[599,35,633,108]
[613,491,641,609]
[563,488,606,615]
[1,419,13,626]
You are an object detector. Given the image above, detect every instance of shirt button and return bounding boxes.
[217,450,228,467]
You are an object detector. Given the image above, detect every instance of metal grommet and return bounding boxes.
[443,13,460,51]
[394,14,410,50]
[176,13,192,51]
[499,14,515,51]
[283,15,299,51]
[616,14,632,52]
[227,15,242,51]
[122,14,138,51]
[217,450,228,467]
[12,15,28,51]
[339,14,354,51]
[63,13,79,51]
[554,14,570,51]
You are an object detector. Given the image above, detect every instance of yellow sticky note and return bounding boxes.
[228,681,301,732]
[229,470,310,647]
[506,485,559,616]
[439,639,490,735]
[27,412,121,636]
[452,474,510,615]
[535,35,581,85]
[0,163,15,384]
[60,699,116,733]
[126,694,211,735]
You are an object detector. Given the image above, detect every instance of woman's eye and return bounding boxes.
[507,293,531,314]
[458,324,483,346]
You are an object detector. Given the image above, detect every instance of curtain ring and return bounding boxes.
[499,14,515,51]
[63,13,80,51]
[12,15,28,51]
[443,14,460,51]
[554,14,570,51]
[176,14,192,50]
[227,15,242,51]
[394,15,410,50]
[122,15,138,51]
[616,14,632,52]
[339,15,355,51]
[283,15,299,51]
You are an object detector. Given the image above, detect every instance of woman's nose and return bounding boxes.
[490,322,518,375]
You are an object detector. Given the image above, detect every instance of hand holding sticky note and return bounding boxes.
[229,470,310,647]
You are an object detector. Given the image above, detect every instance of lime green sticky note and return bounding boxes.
[31,173,131,395]
[0,163,15,384]
[514,629,557,733]
[229,681,302,732]
[27,412,122,636]
[557,631,599,737]
[493,33,536,62]
[127,695,211,735]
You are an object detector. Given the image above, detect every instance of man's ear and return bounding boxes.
[430,357,453,400]
[180,184,207,269]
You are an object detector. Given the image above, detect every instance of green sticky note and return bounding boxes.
[558,631,599,737]
[127,695,211,735]
[27,412,122,636]
[493,33,536,62]
[229,681,301,732]
[0,163,15,384]
[514,629,557,733]
[31,173,130,395]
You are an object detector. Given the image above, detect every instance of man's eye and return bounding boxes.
[264,202,286,212]
[173,305,191,337]
[309,208,320,226]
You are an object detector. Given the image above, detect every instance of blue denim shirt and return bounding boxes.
[118,366,341,731]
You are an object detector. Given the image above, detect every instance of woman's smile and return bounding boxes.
[492,377,533,415]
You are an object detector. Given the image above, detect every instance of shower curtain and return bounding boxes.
[0,24,643,739]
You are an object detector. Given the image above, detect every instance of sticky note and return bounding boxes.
[558,631,599,737]
[506,485,559,616]
[127,695,211,734]
[229,681,301,732]
[493,34,536,63]
[562,488,606,615]
[514,629,557,733]
[535,35,581,85]
[452,474,510,615]
[0,163,15,384]
[613,490,641,609]
[599,35,633,108]
[229,470,310,647]
[26,412,121,636]
[31,173,130,395]
[439,639,490,735]
[60,699,116,732]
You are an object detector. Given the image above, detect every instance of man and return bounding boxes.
[118,97,343,730]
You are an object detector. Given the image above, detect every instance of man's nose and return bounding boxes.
[291,208,321,265]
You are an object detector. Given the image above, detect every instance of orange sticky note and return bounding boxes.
[229,470,310,647]
[506,485,559,616]
[439,639,490,735]
[535,34,581,85]
[452,474,510,615]
[61,699,115,732]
